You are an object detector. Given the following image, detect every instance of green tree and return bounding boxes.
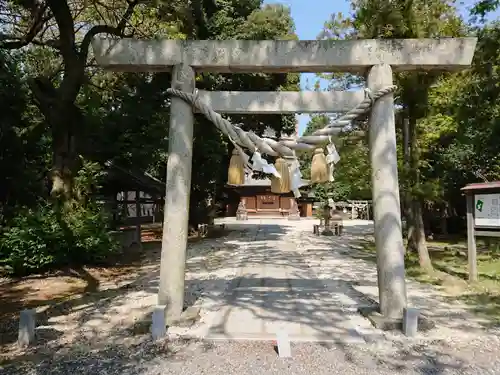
[420,22,500,216]
[0,0,298,223]
[471,0,500,18]
[320,0,465,269]
[0,0,158,200]
[0,51,48,223]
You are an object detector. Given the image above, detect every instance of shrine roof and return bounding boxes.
[227,175,311,188]
[461,181,500,192]
[100,161,164,195]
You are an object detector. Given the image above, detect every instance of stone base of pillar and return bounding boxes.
[321,229,334,236]
[151,305,202,340]
[357,305,435,333]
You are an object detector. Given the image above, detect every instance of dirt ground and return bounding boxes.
[0,224,220,359]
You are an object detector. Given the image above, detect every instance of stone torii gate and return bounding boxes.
[92,37,476,333]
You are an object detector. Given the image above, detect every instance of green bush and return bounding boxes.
[0,159,120,276]
[0,200,120,276]
[65,200,120,264]
[0,204,64,275]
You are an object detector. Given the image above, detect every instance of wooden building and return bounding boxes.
[225,175,315,217]
[99,162,165,227]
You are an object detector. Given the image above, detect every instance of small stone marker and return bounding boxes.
[151,305,167,340]
[276,330,291,357]
[18,309,36,347]
[403,307,419,337]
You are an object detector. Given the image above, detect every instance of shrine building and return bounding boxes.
[225,175,316,218]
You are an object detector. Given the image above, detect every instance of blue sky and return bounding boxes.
[263,0,500,135]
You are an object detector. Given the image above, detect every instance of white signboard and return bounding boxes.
[475,193,500,227]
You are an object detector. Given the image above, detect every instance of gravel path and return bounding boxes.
[3,335,500,375]
[3,219,500,374]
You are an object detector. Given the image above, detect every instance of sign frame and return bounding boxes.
[473,193,500,228]
[461,182,500,282]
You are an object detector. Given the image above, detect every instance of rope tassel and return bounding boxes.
[271,157,291,193]
[310,148,329,183]
[227,149,246,185]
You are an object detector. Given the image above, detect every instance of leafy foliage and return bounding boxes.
[0,161,118,276]
[0,201,118,276]
[419,22,500,212]
[471,0,500,18]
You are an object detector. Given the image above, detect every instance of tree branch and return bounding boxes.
[31,38,60,50]
[46,0,77,63]
[79,0,139,63]
[0,4,51,49]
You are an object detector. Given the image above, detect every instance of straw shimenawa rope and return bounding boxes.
[166,85,396,158]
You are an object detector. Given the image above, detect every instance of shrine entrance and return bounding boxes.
[92,37,477,336]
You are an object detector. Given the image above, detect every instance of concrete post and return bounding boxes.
[367,64,407,320]
[158,63,195,324]
[18,309,36,347]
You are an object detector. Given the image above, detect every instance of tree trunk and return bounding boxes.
[51,123,76,200]
[406,104,432,270]
[406,204,416,251]
[413,200,433,270]
[30,77,81,202]
[440,203,449,236]
[402,117,414,253]
[406,114,419,252]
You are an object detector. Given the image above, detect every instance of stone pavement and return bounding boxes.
[172,219,382,343]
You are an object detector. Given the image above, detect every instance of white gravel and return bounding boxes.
[2,335,500,374]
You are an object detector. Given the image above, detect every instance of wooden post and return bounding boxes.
[158,63,195,324]
[368,64,407,320]
[112,192,119,230]
[135,190,141,245]
[466,193,478,282]
[152,194,156,223]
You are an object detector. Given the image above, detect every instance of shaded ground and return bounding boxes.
[181,221,377,342]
